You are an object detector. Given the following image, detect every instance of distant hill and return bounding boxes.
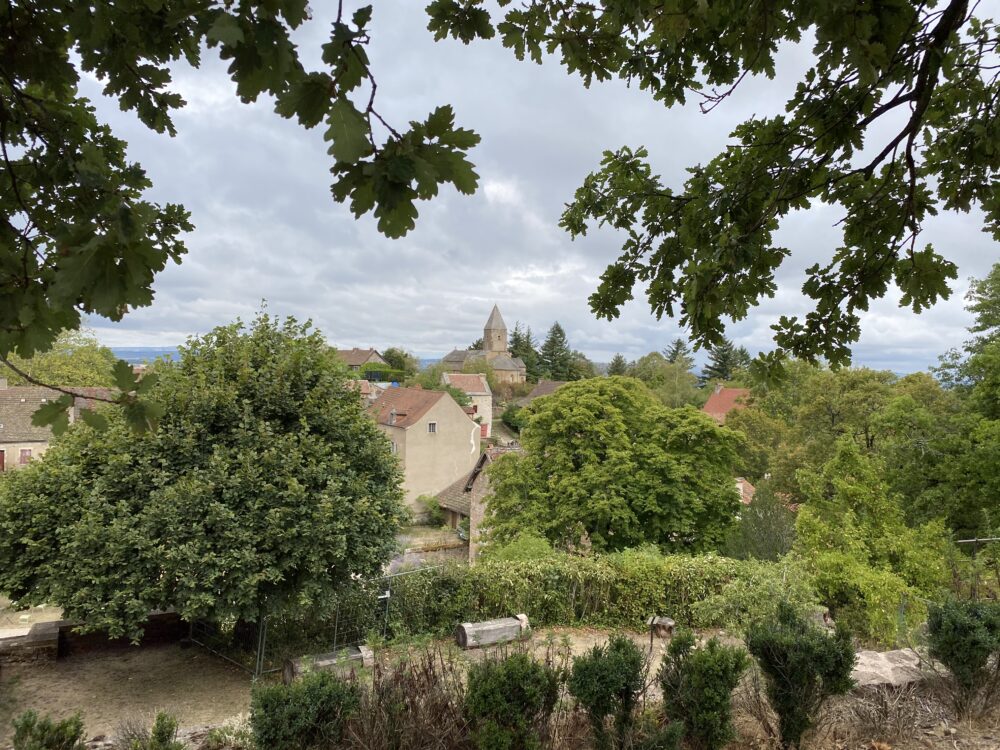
[112,347,179,365]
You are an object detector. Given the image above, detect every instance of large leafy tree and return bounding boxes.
[1,328,116,387]
[381,347,420,380]
[2,2,479,423]
[629,351,700,408]
[428,0,999,370]
[485,376,742,552]
[0,314,406,639]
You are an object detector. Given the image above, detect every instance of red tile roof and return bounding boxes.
[702,386,750,423]
[369,387,445,428]
[442,372,491,395]
[736,477,756,505]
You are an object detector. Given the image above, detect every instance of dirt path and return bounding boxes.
[0,645,250,746]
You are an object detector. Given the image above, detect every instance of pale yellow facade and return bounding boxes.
[376,395,480,515]
[0,441,47,472]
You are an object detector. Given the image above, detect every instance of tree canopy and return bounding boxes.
[1,328,116,387]
[538,322,574,380]
[0,314,405,639]
[484,376,742,552]
[607,353,628,376]
[428,0,999,368]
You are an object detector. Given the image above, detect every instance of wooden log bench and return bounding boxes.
[454,614,530,649]
[282,644,374,684]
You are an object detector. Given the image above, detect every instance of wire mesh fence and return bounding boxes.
[190,566,445,679]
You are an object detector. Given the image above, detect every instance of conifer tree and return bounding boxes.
[663,338,695,371]
[539,323,573,381]
[702,338,751,383]
[510,322,542,382]
[607,353,629,376]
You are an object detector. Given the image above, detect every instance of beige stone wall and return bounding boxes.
[470,393,493,437]
[381,397,479,515]
[0,441,48,471]
[493,369,525,385]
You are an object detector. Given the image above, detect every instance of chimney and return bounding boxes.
[388,408,396,426]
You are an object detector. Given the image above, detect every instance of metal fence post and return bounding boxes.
[254,610,267,680]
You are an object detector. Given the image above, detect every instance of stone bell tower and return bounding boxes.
[483,304,508,355]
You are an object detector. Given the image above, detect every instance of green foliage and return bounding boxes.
[11,711,85,750]
[629,352,701,408]
[662,339,694,371]
[355,551,820,639]
[0,314,406,639]
[723,483,796,562]
[793,440,951,644]
[500,403,527,432]
[701,339,751,384]
[486,377,743,552]
[426,2,999,368]
[509,322,542,382]
[482,532,553,561]
[568,634,647,750]
[539,322,574,381]
[689,558,817,634]
[250,671,360,750]
[1,329,117,387]
[118,713,184,750]
[746,602,856,750]
[607,353,629,376]
[381,347,420,379]
[419,494,446,526]
[464,652,559,750]
[658,631,748,750]
[927,600,1000,717]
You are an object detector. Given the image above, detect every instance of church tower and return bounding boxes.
[483,304,508,354]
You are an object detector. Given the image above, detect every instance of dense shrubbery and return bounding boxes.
[568,635,648,750]
[375,551,820,639]
[114,713,184,750]
[659,631,748,750]
[250,671,359,750]
[928,600,1000,717]
[466,652,559,749]
[746,602,856,749]
[11,711,85,750]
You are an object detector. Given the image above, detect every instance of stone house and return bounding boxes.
[369,386,480,515]
[336,348,389,378]
[0,379,113,471]
[702,383,751,424]
[442,305,526,385]
[436,445,521,562]
[442,372,492,438]
[514,378,567,407]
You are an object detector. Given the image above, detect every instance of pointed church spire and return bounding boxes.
[484,304,506,332]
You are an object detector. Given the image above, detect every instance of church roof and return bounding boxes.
[484,304,506,331]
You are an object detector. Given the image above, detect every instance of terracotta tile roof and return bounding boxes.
[443,373,491,395]
[348,379,373,395]
[369,386,445,428]
[0,386,116,443]
[336,348,384,367]
[437,445,521,516]
[515,379,567,406]
[702,386,750,423]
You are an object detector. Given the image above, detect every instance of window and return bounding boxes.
[428,422,437,434]
[19,448,32,465]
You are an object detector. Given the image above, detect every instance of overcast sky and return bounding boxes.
[81,2,998,372]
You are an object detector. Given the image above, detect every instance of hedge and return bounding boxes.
[379,550,818,638]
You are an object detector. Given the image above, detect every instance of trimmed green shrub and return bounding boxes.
[115,712,184,750]
[12,711,85,750]
[746,602,855,749]
[418,494,445,526]
[659,631,748,750]
[568,634,647,750]
[928,600,1000,717]
[464,652,559,750]
[250,671,360,750]
[482,532,554,561]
